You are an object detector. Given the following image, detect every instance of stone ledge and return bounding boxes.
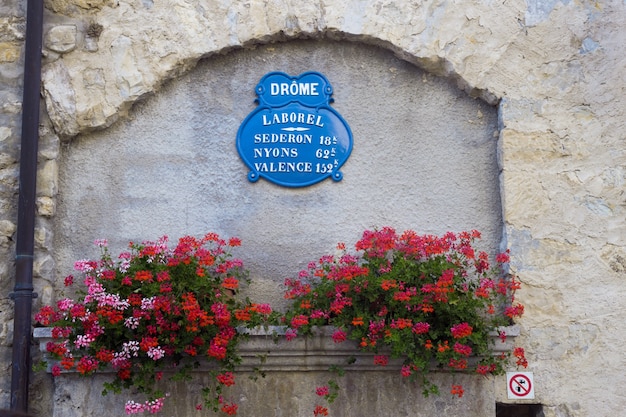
[34,325,519,373]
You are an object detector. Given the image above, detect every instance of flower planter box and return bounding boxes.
[34,325,519,373]
[34,325,519,417]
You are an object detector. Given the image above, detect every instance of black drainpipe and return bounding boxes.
[10,0,44,412]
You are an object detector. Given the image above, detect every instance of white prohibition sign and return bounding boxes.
[506,372,535,399]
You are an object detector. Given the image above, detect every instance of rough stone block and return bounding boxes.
[0,41,20,62]
[45,24,77,53]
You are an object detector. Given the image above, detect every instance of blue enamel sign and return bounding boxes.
[237,71,353,187]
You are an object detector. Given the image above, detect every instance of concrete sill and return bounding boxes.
[34,325,519,373]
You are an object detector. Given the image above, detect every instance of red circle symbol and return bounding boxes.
[509,374,532,397]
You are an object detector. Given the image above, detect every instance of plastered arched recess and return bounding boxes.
[40,0,531,139]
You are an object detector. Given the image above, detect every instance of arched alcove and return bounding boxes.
[54,39,500,309]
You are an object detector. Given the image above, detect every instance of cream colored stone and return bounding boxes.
[2,99,21,114]
[0,235,11,249]
[528,238,582,269]
[39,130,61,161]
[109,35,148,100]
[33,253,55,279]
[500,169,551,228]
[600,244,626,275]
[0,41,20,62]
[541,404,584,417]
[34,226,49,248]
[0,127,10,142]
[0,220,15,237]
[36,160,58,198]
[45,24,77,53]
[45,0,110,15]
[0,17,25,41]
[2,316,13,344]
[38,284,54,308]
[0,167,18,191]
[499,129,574,165]
[0,153,15,169]
[42,61,79,137]
[36,196,56,217]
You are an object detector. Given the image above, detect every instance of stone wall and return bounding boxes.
[1,1,625,417]
[0,0,26,408]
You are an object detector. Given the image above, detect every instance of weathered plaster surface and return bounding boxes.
[53,40,502,316]
[0,0,624,416]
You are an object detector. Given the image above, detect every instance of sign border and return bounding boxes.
[236,71,353,188]
[506,372,535,399]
